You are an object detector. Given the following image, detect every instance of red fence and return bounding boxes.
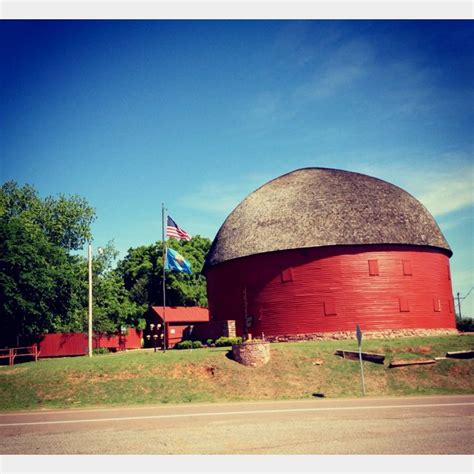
[0,346,38,366]
[37,330,142,357]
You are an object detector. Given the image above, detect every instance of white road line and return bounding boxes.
[1,402,473,427]
[1,395,472,417]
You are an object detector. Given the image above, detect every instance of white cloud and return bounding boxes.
[240,39,374,133]
[355,151,474,218]
[296,40,373,100]
[406,155,473,217]
[419,178,473,217]
[437,212,472,232]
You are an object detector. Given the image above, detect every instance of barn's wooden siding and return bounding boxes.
[206,245,455,338]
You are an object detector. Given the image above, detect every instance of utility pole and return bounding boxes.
[454,287,473,320]
[88,243,93,358]
[162,203,167,353]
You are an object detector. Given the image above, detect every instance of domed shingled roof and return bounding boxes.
[204,167,451,269]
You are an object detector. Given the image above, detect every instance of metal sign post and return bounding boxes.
[356,324,366,396]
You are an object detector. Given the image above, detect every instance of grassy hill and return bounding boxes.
[0,334,472,411]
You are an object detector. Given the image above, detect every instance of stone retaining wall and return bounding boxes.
[266,328,459,343]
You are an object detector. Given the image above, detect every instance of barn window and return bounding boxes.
[433,298,441,312]
[281,268,294,283]
[402,260,412,276]
[399,297,410,312]
[368,259,379,276]
[324,302,337,316]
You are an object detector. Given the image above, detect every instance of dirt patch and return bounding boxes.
[446,361,474,381]
[0,368,27,376]
[65,371,140,384]
[168,364,217,380]
[407,346,432,354]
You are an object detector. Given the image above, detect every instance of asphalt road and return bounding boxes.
[0,394,472,454]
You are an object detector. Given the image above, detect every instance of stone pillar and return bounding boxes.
[226,320,236,338]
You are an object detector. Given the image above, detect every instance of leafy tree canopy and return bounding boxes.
[116,235,212,308]
[1,181,95,251]
[57,242,146,334]
[0,182,96,345]
[0,181,211,345]
[0,216,82,345]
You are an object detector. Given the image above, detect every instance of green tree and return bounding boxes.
[55,242,146,334]
[166,236,212,307]
[0,181,95,251]
[0,217,82,346]
[0,182,96,345]
[92,242,145,334]
[0,181,209,345]
[116,236,211,308]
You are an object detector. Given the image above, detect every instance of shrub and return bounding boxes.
[206,339,214,346]
[456,316,474,332]
[175,340,193,350]
[93,348,109,355]
[174,340,204,350]
[215,336,242,347]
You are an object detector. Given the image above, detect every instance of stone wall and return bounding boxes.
[232,341,270,367]
[266,328,459,343]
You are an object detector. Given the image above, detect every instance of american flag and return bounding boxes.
[166,216,191,241]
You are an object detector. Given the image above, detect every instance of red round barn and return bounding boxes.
[203,168,456,339]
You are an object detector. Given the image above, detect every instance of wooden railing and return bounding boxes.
[0,345,38,366]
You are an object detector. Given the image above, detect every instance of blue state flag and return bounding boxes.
[165,247,192,274]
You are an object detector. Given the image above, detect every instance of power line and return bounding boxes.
[460,287,473,301]
[454,287,474,319]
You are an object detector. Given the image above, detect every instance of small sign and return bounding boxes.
[356,324,362,346]
[356,324,366,396]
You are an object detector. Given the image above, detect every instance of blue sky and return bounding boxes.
[1,20,473,314]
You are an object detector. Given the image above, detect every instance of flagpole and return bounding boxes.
[162,202,167,353]
[88,243,93,358]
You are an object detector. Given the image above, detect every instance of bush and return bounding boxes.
[215,336,242,347]
[93,348,109,355]
[175,340,193,350]
[206,339,214,346]
[174,340,204,350]
[456,316,474,332]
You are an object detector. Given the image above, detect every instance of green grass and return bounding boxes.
[0,335,472,411]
